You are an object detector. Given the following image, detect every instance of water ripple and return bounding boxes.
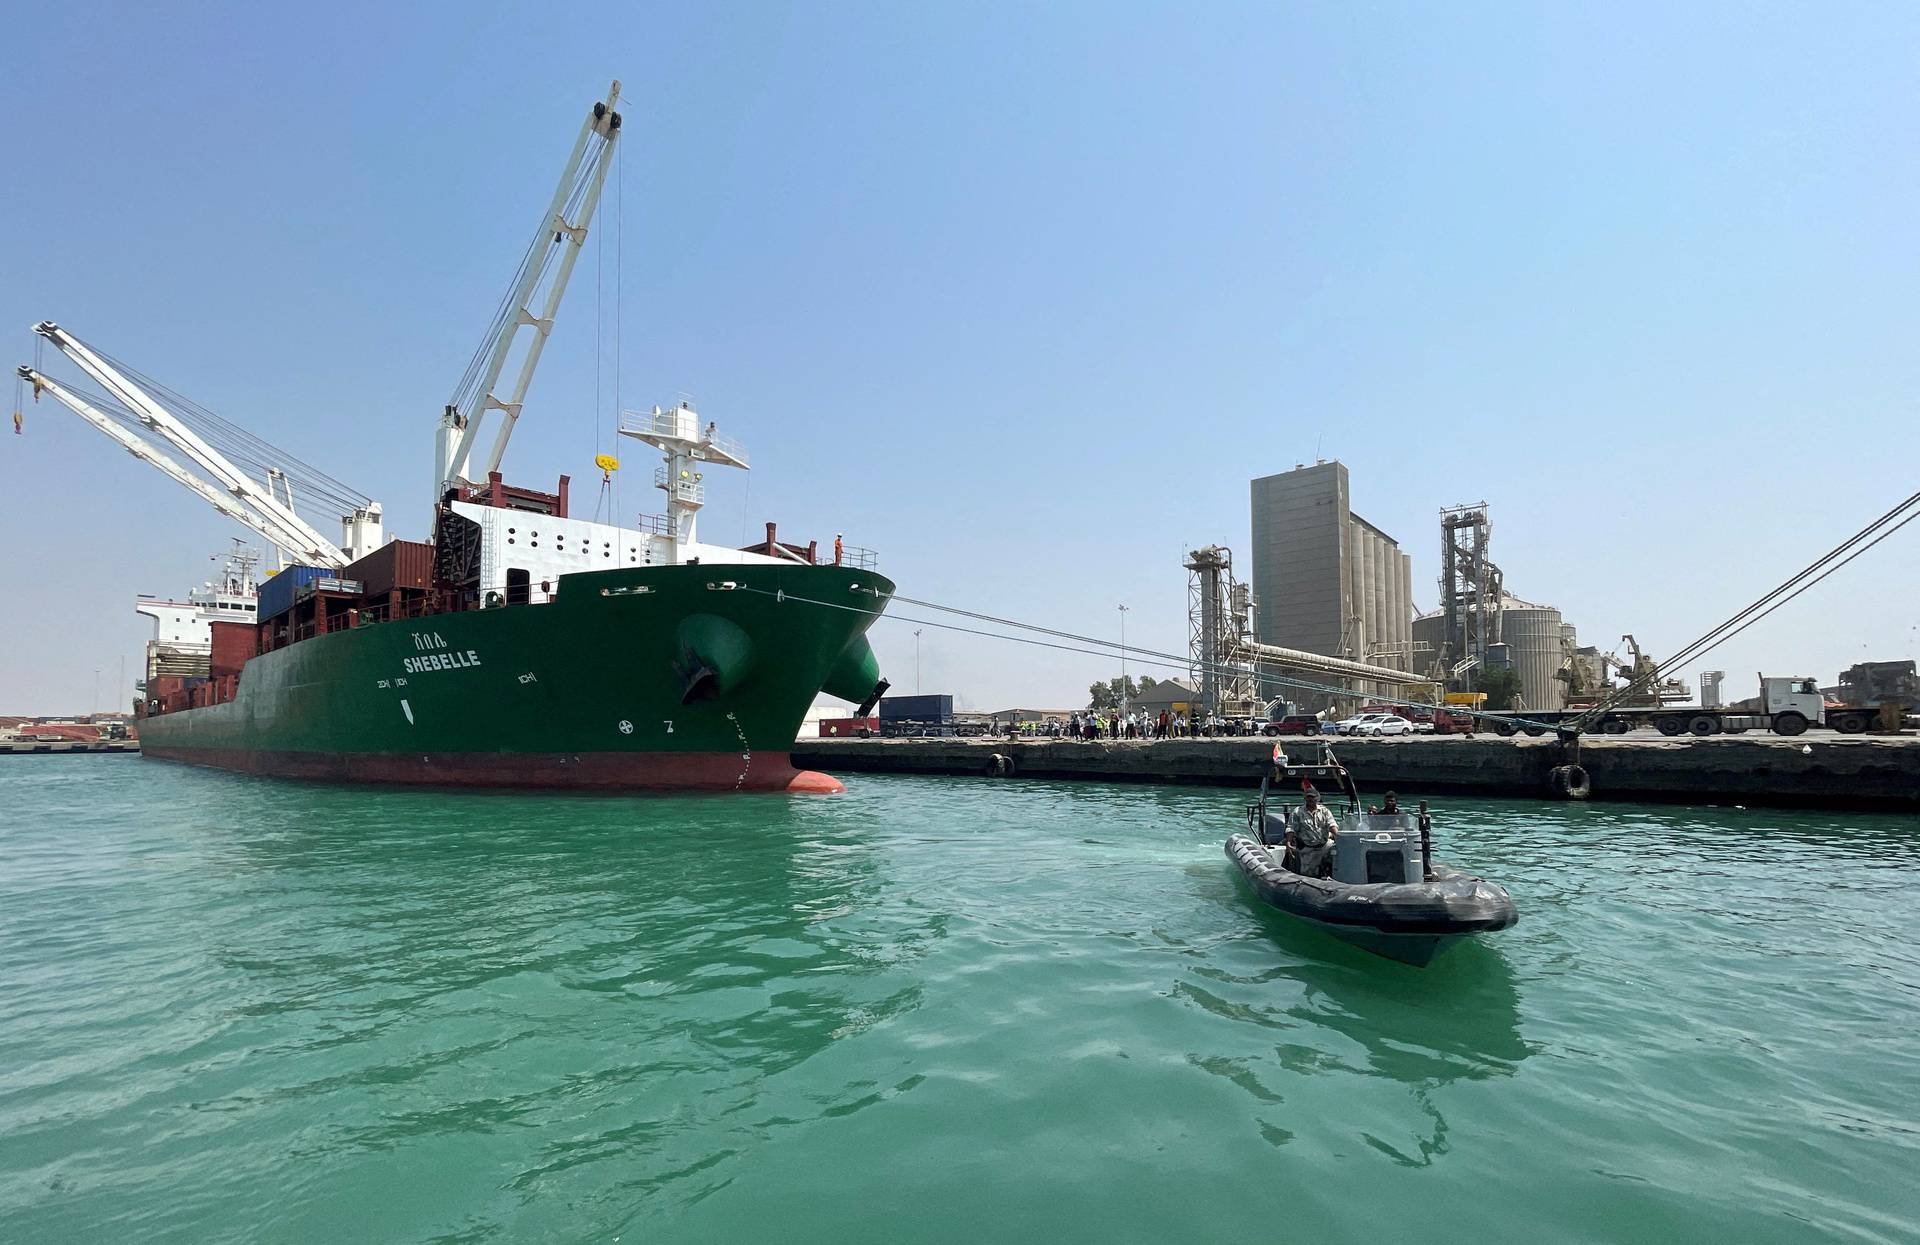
[0,760,1916,1243]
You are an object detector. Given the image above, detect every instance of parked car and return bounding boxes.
[1337,712,1411,736]
[1262,714,1323,736]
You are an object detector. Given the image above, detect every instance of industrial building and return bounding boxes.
[1414,597,1576,711]
[1248,462,1414,709]
[1240,463,1600,715]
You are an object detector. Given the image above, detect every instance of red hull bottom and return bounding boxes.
[142,746,846,794]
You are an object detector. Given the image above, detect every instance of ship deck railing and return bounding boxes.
[835,545,880,570]
[652,465,706,505]
[619,408,750,467]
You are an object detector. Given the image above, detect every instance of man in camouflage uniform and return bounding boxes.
[1287,786,1339,878]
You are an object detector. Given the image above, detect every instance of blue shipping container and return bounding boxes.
[879,694,954,721]
[257,565,331,621]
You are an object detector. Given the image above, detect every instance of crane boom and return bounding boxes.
[436,81,624,501]
[17,368,344,565]
[32,322,350,565]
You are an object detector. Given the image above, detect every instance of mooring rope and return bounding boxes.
[744,584,1575,733]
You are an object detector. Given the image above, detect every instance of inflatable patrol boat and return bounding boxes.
[1225,742,1518,966]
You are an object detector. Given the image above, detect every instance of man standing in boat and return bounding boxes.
[1287,784,1339,878]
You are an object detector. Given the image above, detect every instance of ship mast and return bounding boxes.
[618,402,749,560]
[435,81,624,503]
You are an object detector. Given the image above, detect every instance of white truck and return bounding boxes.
[1495,674,1908,737]
[1655,676,1827,737]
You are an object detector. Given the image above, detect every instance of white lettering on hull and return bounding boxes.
[400,649,483,676]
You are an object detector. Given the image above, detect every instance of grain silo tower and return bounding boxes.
[1412,609,1448,681]
[1501,597,1568,711]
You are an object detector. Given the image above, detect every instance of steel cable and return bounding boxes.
[737,584,1572,732]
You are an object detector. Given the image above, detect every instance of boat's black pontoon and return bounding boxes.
[1225,741,1517,966]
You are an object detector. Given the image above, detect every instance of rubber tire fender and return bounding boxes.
[1549,763,1592,800]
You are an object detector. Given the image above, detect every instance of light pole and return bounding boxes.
[1117,604,1129,714]
[914,629,922,694]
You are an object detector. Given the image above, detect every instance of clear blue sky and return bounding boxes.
[2,2,1915,714]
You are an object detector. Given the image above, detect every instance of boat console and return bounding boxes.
[1333,814,1421,885]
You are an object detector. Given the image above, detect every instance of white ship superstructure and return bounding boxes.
[135,545,259,682]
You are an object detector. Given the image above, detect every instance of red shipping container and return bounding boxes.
[209,620,256,678]
[344,539,435,597]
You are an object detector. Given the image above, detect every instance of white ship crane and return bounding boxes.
[434,81,624,502]
[18,322,382,569]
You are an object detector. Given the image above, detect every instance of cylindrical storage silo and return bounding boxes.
[1412,610,1447,681]
[1367,534,1387,665]
[1501,600,1567,710]
[1395,552,1413,669]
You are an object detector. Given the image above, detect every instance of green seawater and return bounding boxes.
[2,758,1917,1243]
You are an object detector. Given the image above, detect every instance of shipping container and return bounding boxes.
[207,620,256,678]
[818,716,878,738]
[878,693,954,721]
[257,565,331,620]
[294,577,362,604]
[343,539,434,597]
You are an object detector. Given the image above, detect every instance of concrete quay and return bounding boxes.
[0,739,140,757]
[794,733,1920,811]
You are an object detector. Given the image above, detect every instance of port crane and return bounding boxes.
[17,323,378,569]
[433,80,623,502]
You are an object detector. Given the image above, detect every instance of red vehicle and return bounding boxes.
[818,716,878,738]
[1262,714,1324,736]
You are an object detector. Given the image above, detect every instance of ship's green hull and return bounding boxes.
[139,562,892,792]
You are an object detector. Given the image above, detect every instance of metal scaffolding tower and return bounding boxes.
[1184,546,1259,718]
[1440,503,1504,690]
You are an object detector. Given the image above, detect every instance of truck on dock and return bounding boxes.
[1481,670,1915,737]
[873,693,992,738]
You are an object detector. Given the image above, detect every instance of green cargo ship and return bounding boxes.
[29,82,895,793]
[138,560,892,793]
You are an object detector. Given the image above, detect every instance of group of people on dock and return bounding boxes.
[1002,711,1262,740]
